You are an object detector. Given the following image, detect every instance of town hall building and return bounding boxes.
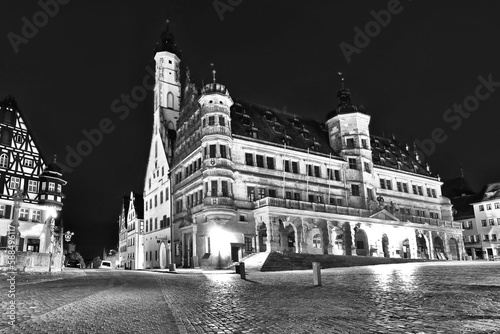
[128,23,464,270]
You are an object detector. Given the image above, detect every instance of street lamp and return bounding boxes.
[48,208,58,273]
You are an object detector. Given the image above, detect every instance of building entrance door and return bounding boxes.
[231,246,239,263]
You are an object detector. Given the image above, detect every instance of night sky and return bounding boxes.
[1,1,500,259]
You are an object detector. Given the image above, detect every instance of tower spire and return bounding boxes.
[211,63,216,83]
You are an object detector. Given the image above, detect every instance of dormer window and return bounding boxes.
[265,110,274,121]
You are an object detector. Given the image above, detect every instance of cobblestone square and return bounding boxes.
[1,261,500,333]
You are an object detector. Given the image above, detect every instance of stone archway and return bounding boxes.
[159,242,167,269]
[285,225,296,253]
[382,234,390,258]
[416,234,428,259]
[355,229,369,256]
[449,238,459,260]
[258,223,267,252]
[434,236,446,260]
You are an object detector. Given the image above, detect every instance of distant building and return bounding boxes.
[117,195,129,268]
[0,96,66,271]
[125,192,144,269]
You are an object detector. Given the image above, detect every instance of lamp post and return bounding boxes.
[9,189,24,252]
[48,208,58,273]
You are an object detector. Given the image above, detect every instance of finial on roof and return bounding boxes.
[459,164,464,178]
[338,72,344,89]
[210,63,216,83]
[53,154,57,163]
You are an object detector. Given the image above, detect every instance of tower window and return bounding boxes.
[220,145,227,159]
[167,92,174,109]
[346,138,355,149]
[351,184,360,196]
[209,145,216,158]
[219,116,225,126]
[208,116,215,126]
[348,158,357,169]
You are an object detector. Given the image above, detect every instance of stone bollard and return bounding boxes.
[313,262,321,286]
[239,262,246,280]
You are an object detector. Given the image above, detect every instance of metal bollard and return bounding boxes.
[313,262,321,286]
[239,262,246,280]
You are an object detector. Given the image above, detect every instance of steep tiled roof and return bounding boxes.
[442,177,475,198]
[450,193,480,220]
[370,135,432,176]
[479,183,500,202]
[230,99,337,156]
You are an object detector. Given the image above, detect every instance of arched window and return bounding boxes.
[0,153,8,168]
[167,92,174,109]
[312,234,322,248]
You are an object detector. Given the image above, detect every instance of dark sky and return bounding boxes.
[1,0,500,259]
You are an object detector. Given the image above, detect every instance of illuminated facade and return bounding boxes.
[135,25,465,270]
[125,191,144,270]
[0,96,66,255]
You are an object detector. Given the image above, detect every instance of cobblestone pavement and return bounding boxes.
[2,261,500,333]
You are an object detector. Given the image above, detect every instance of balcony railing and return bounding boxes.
[202,126,231,137]
[204,196,234,207]
[201,105,229,116]
[254,197,461,229]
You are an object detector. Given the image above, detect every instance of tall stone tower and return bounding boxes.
[326,85,376,208]
[199,71,236,222]
[154,21,181,164]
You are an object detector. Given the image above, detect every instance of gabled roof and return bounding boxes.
[230,99,337,156]
[479,182,500,202]
[131,193,144,219]
[371,135,432,177]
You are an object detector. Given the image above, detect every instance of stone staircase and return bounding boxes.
[242,252,429,272]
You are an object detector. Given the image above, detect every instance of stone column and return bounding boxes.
[443,232,450,260]
[192,223,199,268]
[268,218,281,252]
[428,231,435,260]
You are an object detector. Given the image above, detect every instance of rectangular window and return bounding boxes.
[316,195,322,203]
[211,181,218,196]
[479,205,484,211]
[367,188,374,200]
[487,204,492,210]
[160,192,163,204]
[495,203,500,209]
[209,145,216,158]
[285,191,292,199]
[267,157,275,170]
[208,116,215,126]
[48,182,55,192]
[427,188,432,197]
[482,219,487,227]
[256,155,264,168]
[10,177,20,190]
[402,183,409,193]
[31,210,41,222]
[351,184,360,196]
[0,205,5,218]
[219,116,225,126]
[19,208,29,221]
[268,189,277,198]
[154,218,158,230]
[314,165,320,177]
[483,234,490,241]
[284,160,290,172]
[28,180,38,193]
[431,189,436,198]
[489,218,495,226]
[292,161,299,174]
[417,186,423,196]
[308,194,314,202]
[349,158,357,169]
[206,236,211,253]
[258,188,266,199]
[380,179,386,189]
[247,187,255,201]
[245,153,253,166]
[361,139,368,149]
[155,195,157,207]
[294,193,301,201]
[245,237,252,252]
[221,181,228,197]
[334,169,340,181]
[386,180,392,190]
[397,182,402,192]
[346,138,355,149]
[412,185,418,195]
[364,162,371,173]
[307,164,313,176]
[220,145,227,159]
